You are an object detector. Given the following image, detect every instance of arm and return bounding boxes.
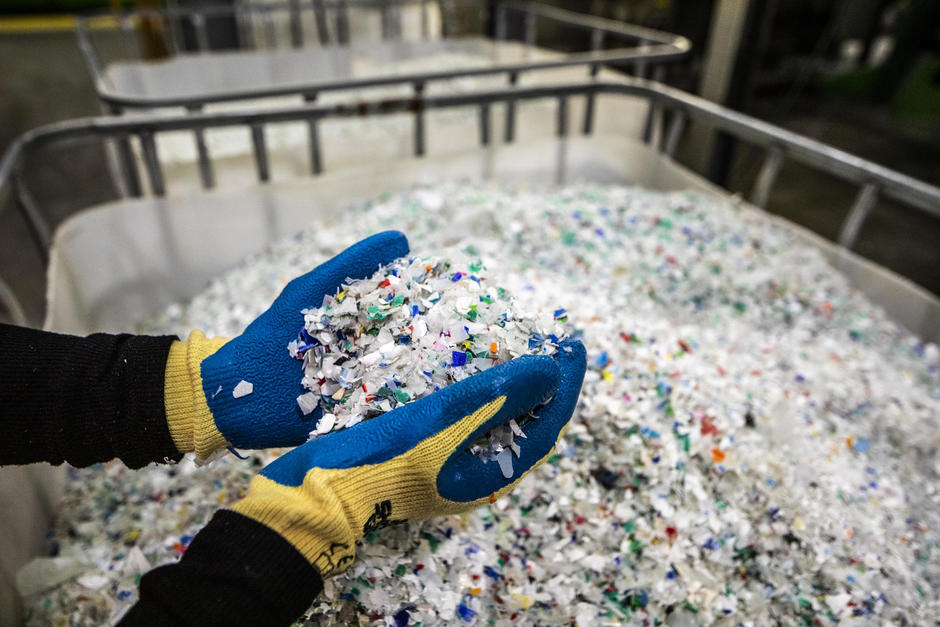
[0,231,410,469]
[0,323,181,469]
[122,340,586,626]
[121,510,322,626]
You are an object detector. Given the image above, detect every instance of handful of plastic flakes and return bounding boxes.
[288,251,570,473]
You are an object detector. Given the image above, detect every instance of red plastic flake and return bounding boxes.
[700,416,720,437]
[665,526,678,542]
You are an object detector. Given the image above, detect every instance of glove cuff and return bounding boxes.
[231,475,359,578]
[164,331,231,460]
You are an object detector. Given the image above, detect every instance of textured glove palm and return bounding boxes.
[163,231,410,460]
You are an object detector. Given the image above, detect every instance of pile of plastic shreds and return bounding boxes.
[290,252,568,471]
[23,182,939,625]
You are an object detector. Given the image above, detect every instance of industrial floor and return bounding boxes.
[1,29,938,329]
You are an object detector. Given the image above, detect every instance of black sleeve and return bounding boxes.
[121,510,323,626]
[0,323,182,468]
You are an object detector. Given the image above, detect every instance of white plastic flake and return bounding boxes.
[232,380,253,398]
[289,251,568,462]
[496,448,514,479]
[296,392,319,416]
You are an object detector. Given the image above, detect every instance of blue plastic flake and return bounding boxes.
[451,351,467,367]
[703,538,720,550]
[227,446,249,460]
[116,590,133,601]
[451,272,464,282]
[411,304,419,317]
[640,427,661,439]
[628,589,649,608]
[553,308,567,319]
[854,438,871,453]
[484,565,501,581]
[457,602,476,622]
[393,608,410,627]
[595,352,610,367]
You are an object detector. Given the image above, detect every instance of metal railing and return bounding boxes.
[1,79,938,322]
[76,0,691,110]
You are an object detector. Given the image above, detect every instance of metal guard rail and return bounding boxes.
[1,79,938,320]
[76,0,691,109]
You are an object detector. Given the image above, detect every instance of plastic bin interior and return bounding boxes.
[47,135,940,343]
[104,38,560,104]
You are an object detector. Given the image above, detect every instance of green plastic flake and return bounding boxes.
[395,564,407,576]
[682,601,699,613]
[394,389,411,403]
[676,433,691,452]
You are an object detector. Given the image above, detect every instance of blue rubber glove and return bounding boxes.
[163,231,410,460]
[231,339,586,577]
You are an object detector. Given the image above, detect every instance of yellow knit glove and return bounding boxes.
[164,332,231,460]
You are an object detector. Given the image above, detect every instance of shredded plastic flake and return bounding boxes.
[288,252,566,463]
[24,182,940,625]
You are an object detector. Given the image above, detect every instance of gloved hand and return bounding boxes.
[163,231,410,460]
[230,339,586,577]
